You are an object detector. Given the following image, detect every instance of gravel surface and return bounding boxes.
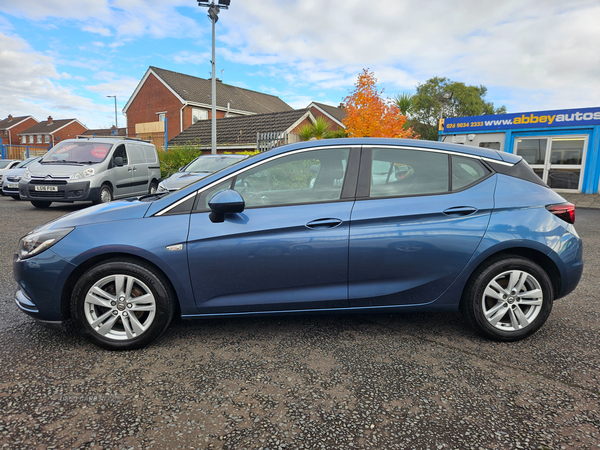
[1,196,599,450]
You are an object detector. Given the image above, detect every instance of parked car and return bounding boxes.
[18,138,160,208]
[0,159,22,190]
[13,138,583,350]
[1,157,42,199]
[157,154,248,193]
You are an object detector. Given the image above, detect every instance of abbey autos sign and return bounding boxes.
[443,107,600,133]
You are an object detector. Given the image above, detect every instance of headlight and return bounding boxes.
[70,168,95,180]
[23,169,31,180]
[157,183,168,192]
[18,227,74,260]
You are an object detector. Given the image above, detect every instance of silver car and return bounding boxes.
[19,138,161,208]
[1,157,42,199]
[0,159,22,189]
[157,154,248,193]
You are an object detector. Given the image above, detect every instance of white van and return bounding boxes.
[19,138,161,208]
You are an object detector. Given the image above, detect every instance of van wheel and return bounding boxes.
[31,200,52,208]
[149,181,158,195]
[99,185,113,204]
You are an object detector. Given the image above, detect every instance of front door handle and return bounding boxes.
[305,218,343,229]
[443,206,477,216]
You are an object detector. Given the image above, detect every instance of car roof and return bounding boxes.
[265,138,514,162]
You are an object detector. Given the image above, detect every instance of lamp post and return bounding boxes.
[198,0,230,154]
[440,91,453,121]
[106,95,118,132]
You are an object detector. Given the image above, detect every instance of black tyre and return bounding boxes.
[71,259,175,350]
[31,200,52,208]
[97,184,112,204]
[148,180,158,195]
[460,256,553,341]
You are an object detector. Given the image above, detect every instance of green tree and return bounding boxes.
[298,116,347,140]
[410,77,506,141]
[393,93,414,117]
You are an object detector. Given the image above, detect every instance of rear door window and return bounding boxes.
[369,148,449,197]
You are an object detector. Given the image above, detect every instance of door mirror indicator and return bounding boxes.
[208,189,245,223]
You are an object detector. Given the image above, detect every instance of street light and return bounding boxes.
[198,0,230,154]
[106,95,118,132]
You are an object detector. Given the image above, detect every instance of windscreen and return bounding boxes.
[186,156,244,173]
[0,160,14,169]
[41,142,112,164]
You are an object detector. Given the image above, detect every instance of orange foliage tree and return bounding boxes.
[342,69,416,138]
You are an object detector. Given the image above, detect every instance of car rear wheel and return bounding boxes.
[460,256,553,341]
[148,181,158,194]
[31,200,52,208]
[71,259,175,350]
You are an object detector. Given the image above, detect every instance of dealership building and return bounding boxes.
[439,106,600,194]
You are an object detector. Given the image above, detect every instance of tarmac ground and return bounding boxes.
[0,194,599,450]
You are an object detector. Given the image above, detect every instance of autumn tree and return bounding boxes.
[342,69,416,138]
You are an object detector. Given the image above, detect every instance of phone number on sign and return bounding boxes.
[446,122,483,129]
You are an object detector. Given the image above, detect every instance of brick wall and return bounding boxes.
[53,122,88,144]
[126,73,183,141]
[0,117,38,146]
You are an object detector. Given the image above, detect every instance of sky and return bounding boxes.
[0,0,599,129]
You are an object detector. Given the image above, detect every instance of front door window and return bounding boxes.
[514,136,586,191]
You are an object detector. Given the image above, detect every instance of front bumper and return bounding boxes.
[19,180,92,202]
[13,251,76,322]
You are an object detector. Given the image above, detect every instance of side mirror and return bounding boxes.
[208,189,245,223]
[178,166,185,172]
[114,156,124,167]
[309,164,320,174]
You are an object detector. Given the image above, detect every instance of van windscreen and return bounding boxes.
[41,142,112,164]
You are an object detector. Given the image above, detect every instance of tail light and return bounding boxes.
[546,203,575,224]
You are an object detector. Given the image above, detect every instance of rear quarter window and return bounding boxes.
[143,145,158,164]
[451,155,491,190]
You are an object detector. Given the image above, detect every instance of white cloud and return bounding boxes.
[0,31,114,128]
[223,0,600,111]
[82,25,111,36]
[0,0,204,39]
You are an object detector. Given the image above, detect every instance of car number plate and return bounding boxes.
[7,183,18,188]
[34,185,58,192]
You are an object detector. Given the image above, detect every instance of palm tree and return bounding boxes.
[298,117,333,140]
[394,93,414,117]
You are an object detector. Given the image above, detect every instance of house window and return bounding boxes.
[37,135,42,143]
[45,135,50,143]
[21,136,26,144]
[158,112,166,122]
[29,135,34,144]
[192,108,208,124]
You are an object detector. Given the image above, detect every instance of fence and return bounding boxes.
[136,133,166,150]
[256,131,300,152]
[0,144,50,160]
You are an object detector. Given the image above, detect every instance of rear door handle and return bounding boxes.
[306,218,343,229]
[443,206,477,216]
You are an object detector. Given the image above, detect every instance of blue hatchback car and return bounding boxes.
[13,138,583,350]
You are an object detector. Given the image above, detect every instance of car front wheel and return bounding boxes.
[71,259,175,350]
[460,256,553,341]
